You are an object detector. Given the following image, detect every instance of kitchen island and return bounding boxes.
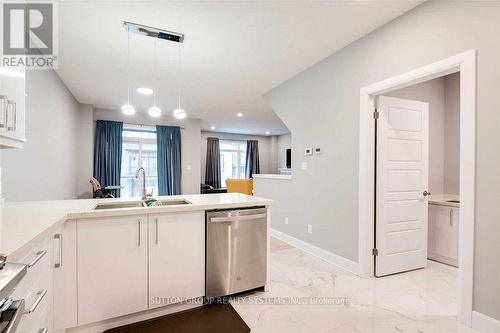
[0,193,272,333]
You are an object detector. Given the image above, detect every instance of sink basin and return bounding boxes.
[446,200,460,203]
[94,201,145,210]
[149,199,191,206]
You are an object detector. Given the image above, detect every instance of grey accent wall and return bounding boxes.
[77,104,94,198]
[2,70,81,201]
[263,1,499,319]
[93,109,201,195]
[200,131,273,183]
[444,73,460,194]
[277,133,291,169]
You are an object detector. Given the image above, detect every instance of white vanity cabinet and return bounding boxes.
[428,204,459,267]
[148,212,205,309]
[0,66,26,148]
[77,215,148,325]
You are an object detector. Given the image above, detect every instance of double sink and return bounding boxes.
[94,199,191,210]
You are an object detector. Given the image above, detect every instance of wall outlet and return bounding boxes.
[301,161,308,170]
[307,224,313,234]
[285,217,289,225]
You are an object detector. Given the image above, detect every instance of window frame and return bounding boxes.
[219,139,247,185]
[121,124,158,198]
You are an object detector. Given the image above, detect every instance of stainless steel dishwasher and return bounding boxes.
[206,207,267,298]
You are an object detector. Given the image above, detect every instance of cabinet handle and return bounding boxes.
[0,95,7,128]
[449,209,453,226]
[54,234,62,268]
[25,289,47,314]
[155,218,159,245]
[6,100,16,131]
[28,250,47,268]
[137,220,141,247]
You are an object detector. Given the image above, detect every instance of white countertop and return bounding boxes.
[253,174,292,180]
[0,193,272,261]
[429,194,460,208]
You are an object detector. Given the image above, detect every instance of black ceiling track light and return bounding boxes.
[123,21,184,43]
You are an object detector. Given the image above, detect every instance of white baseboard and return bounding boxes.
[472,311,500,333]
[271,228,359,275]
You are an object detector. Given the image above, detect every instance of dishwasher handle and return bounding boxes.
[209,213,267,223]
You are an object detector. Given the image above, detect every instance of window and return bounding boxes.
[120,125,158,198]
[219,140,247,186]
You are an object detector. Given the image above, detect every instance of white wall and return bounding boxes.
[200,131,274,183]
[262,1,499,319]
[2,70,81,201]
[93,109,201,195]
[444,73,460,194]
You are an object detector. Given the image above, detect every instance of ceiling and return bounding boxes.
[57,1,423,135]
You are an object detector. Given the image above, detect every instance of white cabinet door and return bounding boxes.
[0,66,26,147]
[428,205,459,267]
[149,212,205,309]
[53,220,78,331]
[77,215,148,325]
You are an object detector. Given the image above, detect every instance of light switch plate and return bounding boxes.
[304,148,313,156]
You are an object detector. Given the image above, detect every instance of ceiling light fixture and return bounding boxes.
[148,36,162,118]
[136,87,153,95]
[210,126,215,130]
[237,113,243,118]
[265,131,270,135]
[148,106,161,117]
[173,42,187,120]
[122,25,135,115]
[121,104,135,115]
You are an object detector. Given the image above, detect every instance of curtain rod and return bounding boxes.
[93,120,185,130]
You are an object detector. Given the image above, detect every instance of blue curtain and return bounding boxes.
[93,120,123,197]
[205,137,221,188]
[245,140,260,178]
[157,126,182,195]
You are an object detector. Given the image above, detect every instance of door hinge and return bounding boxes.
[372,248,378,256]
[373,110,379,120]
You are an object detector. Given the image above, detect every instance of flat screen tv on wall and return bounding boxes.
[286,149,291,169]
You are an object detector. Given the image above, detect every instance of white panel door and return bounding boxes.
[376,96,429,277]
[149,212,205,309]
[77,215,148,325]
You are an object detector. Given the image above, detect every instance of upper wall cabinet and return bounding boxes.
[0,66,26,148]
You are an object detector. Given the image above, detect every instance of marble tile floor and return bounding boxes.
[232,242,478,333]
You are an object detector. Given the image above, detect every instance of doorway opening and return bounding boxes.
[358,50,476,326]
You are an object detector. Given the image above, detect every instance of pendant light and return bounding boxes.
[121,25,135,115]
[148,37,161,118]
[173,43,186,119]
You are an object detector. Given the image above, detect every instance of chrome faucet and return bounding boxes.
[135,166,147,200]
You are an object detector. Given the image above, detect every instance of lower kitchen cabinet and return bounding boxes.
[77,215,148,325]
[53,220,78,331]
[428,204,459,267]
[148,212,205,309]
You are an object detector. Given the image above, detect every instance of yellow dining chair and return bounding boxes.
[225,178,253,195]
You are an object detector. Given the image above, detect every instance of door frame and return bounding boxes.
[358,50,476,326]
